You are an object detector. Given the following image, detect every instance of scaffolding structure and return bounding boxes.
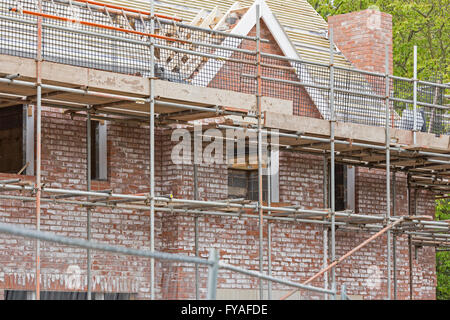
[0,0,449,300]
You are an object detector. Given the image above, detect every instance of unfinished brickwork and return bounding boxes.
[0,105,437,300]
[209,21,320,118]
[0,5,440,300]
[328,9,393,74]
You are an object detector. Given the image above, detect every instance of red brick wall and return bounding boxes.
[209,21,321,118]
[350,167,436,299]
[328,9,393,74]
[0,19,436,301]
[0,108,436,300]
[0,108,161,298]
[151,152,436,300]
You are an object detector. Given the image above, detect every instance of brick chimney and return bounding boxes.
[328,9,393,74]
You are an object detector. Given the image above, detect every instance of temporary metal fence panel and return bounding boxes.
[215,268,329,300]
[333,67,387,127]
[42,2,153,75]
[392,78,449,135]
[1,0,257,79]
[1,0,448,135]
[0,221,336,300]
[261,55,330,118]
[0,1,38,59]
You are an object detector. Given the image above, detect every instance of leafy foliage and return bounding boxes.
[307,0,449,82]
[436,199,450,300]
[307,0,449,299]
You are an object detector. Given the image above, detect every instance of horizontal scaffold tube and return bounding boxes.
[0,221,335,295]
[13,0,270,43]
[0,185,448,230]
[219,262,335,295]
[0,194,346,228]
[0,78,253,118]
[0,15,446,113]
[217,125,450,161]
[0,14,259,57]
[0,221,209,264]
[1,193,446,242]
[0,15,446,106]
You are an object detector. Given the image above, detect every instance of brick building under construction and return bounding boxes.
[0,0,449,300]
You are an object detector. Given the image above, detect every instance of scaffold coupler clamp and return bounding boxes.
[31,182,43,196]
[293,211,299,223]
[327,209,334,220]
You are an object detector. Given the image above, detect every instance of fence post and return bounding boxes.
[207,248,219,300]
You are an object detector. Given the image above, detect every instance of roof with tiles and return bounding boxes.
[89,0,392,125]
[94,0,353,68]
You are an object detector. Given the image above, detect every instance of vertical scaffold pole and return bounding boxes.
[409,235,413,300]
[267,147,272,300]
[407,174,411,216]
[393,232,397,300]
[407,173,413,300]
[149,0,156,300]
[35,0,43,301]
[255,4,264,300]
[385,45,392,300]
[87,109,92,300]
[323,156,329,300]
[392,171,397,300]
[194,164,200,300]
[207,248,219,300]
[413,46,418,145]
[329,28,336,299]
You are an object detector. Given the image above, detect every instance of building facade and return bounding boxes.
[0,0,445,300]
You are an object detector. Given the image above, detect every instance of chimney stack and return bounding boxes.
[328,9,393,74]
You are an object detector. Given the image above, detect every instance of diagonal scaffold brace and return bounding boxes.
[280,216,407,300]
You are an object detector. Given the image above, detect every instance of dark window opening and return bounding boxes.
[0,106,24,174]
[335,164,346,211]
[4,290,133,300]
[233,140,255,158]
[329,164,355,212]
[228,169,267,202]
[90,120,99,180]
[228,137,261,167]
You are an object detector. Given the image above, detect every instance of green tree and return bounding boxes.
[307,0,449,300]
[307,0,450,82]
[436,199,450,300]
